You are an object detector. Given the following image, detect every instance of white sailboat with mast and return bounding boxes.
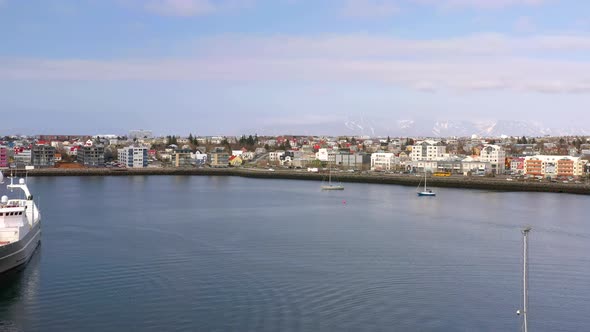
[417,170,435,196]
[321,157,344,191]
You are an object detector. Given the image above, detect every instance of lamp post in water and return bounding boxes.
[516,226,531,332]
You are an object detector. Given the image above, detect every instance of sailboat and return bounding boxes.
[417,170,435,196]
[321,159,344,191]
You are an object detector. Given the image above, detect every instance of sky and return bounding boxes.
[1,0,590,136]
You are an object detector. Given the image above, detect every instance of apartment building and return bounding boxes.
[118,146,148,168]
[370,153,399,171]
[78,145,105,167]
[0,146,7,168]
[524,155,587,178]
[479,144,506,174]
[32,145,56,168]
[336,153,370,170]
[410,140,446,161]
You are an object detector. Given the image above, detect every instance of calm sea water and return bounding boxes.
[0,176,589,331]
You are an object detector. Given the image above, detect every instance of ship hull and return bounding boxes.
[0,222,41,274]
[321,185,344,190]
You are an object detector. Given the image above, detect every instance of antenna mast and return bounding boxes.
[517,226,532,332]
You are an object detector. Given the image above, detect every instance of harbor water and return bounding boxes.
[1,176,589,331]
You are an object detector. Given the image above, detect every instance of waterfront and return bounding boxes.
[1,176,589,331]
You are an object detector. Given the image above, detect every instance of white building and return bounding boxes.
[315,148,329,161]
[410,140,446,161]
[461,161,492,175]
[118,146,148,168]
[370,153,398,171]
[479,144,506,174]
[128,130,153,139]
[269,151,285,162]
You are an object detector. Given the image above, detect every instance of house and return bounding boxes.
[229,155,243,166]
[510,157,525,175]
[269,151,285,163]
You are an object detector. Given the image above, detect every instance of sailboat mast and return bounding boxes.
[328,158,331,184]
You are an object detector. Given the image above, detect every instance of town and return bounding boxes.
[1,129,589,183]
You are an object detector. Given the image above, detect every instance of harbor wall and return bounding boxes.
[21,167,590,195]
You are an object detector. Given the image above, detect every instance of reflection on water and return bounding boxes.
[0,246,41,332]
[2,176,590,331]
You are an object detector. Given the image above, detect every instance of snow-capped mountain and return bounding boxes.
[340,118,587,137]
[244,117,588,137]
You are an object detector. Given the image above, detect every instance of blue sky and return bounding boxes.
[1,0,590,136]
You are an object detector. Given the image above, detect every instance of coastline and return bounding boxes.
[23,167,590,195]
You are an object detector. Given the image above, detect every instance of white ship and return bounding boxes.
[0,172,41,273]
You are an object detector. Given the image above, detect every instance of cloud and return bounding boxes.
[143,0,252,16]
[340,0,400,19]
[2,33,590,94]
[413,0,546,10]
[514,16,536,33]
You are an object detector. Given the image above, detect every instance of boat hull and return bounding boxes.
[322,185,344,190]
[418,191,436,196]
[417,192,436,197]
[0,221,41,274]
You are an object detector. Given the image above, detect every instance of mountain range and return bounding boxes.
[342,119,589,138]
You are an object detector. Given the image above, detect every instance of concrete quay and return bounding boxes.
[24,167,590,195]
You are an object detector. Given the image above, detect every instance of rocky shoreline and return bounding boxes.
[22,167,590,195]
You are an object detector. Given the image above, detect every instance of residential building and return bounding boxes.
[315,148,329,161]
[173,149,193,167]
[241,152,255,161]
[32,145,56,168]
[461,161,492,175]
[479,144,506,174]
[409,160,440,173]
[510,157,525,175]
[0,146,7,168]
[194,150,208,166]
[269,151,285,163]
[435,160,463,174]
[209,151,229,167]
[118,146,148,168]
[370,153,398,171]
[78,145,105,167]
[229,155,243,166]
[336,153,371,170]
[524,155,587,178]
[410,140,446,161]
[13,150,32,166]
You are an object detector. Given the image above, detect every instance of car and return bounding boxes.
[268,168,275,171]
[506,178,513,181]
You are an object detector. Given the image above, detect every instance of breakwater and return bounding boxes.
[22,168,590,195]
[23,167,590,195]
